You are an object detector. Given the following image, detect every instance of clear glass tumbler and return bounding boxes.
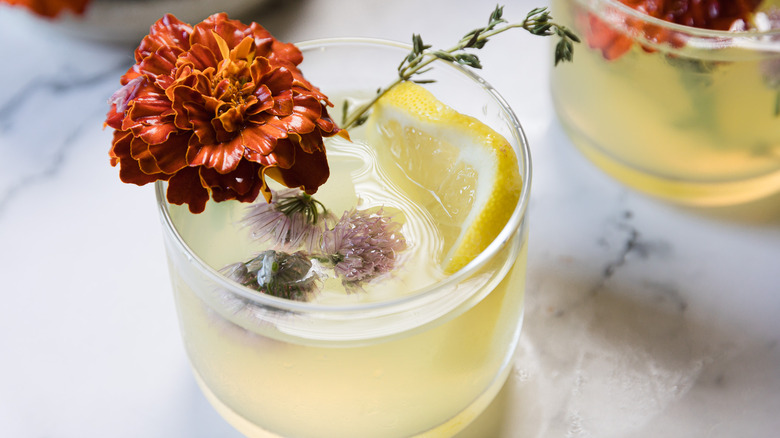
[156,38,531,437]
[551,0,780,206]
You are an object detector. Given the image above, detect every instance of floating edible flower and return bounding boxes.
[236,191,407,298]
[106,13,340,213]
[322,208,407,286]
[242,188,332,252]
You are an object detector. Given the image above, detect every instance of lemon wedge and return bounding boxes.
[365,81,522,274]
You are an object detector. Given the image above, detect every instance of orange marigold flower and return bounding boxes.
[2,0,89,17]
[577,0,764,61]
[106,13,340,213]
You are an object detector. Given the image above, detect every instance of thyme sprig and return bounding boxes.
[341,5,579,129]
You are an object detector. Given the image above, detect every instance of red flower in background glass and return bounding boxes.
[577,0,765,61]
[106,13,340,213]
[2,0,89,17]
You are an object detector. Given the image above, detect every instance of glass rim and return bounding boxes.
[590,0,780,42]
[155,37,532,314]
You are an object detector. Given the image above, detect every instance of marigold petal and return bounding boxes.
[241,121,288,157]
[136,14,192,61]
[169,83,207,131]
[117,156,166,186]
[124,81,170,117]
[264,141,330,195]
[127,117,178,146]
[271,43,304,66]
[231,36,257,63]
[105,105,124,131]
[315,111,338,134]
[189,14,237,60]
[129,136,163,175]
[138,46,182,78]
[123,84,179,145]
[256,69,295,116]
[258,64,295,96]
[201,160,262,200]
[286,95,322,134]
[128,132,190,177]
[109,130,133,161]
[111,132,166,185]
[288,145,330,195]
[215,106,246,134]
[270,88,295,117]
[250,26,275,55]
[248,84,275,115]
[251,24,303,66]
[264,137,294,169]
[179,43,220,72]
[298,131,328,154]
[188,113,218,146]
[258,166,275,202]
[148,132,191,174]
[188,136,245,173]
[166,166,210,213]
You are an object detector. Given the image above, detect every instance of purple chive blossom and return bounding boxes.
[243,188,331,252]
[232,192,409,300]
[321,208,407,284]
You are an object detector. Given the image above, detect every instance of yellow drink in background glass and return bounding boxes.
[157,39,531,437]
[551,0,780,205]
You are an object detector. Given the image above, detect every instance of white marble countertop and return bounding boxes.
[1,0,779,437]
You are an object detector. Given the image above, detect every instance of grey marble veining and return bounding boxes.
[0,24,130,218]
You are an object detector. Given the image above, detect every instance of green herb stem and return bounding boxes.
[341,5,579,129]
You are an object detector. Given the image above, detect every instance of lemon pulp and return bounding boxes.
[365,81,523,274]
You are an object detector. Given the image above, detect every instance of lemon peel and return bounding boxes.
[366,81,522,274]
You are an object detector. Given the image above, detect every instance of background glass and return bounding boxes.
[551,0,780,206]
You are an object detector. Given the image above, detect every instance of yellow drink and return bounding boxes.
[551,0,780,205]
[157,39,531,437]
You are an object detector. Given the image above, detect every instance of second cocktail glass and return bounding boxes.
[551,0,780,205]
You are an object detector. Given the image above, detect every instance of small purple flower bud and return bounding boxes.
[322,208,407,285]
[243,188,330,252]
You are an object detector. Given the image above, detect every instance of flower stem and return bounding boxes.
[342,5,579,129]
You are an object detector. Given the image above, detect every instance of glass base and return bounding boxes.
[194,363,514,438]
[555,114,780,207]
